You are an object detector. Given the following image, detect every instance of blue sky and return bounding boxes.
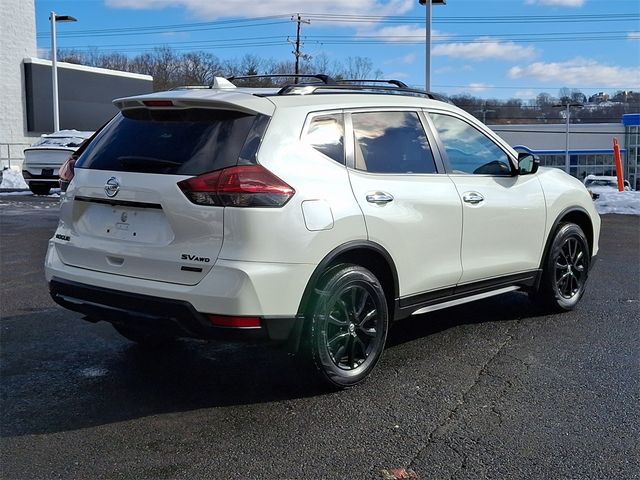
[35,0,640,100]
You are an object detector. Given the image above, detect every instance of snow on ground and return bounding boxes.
[0,168,28,189]
[595,191,640,216]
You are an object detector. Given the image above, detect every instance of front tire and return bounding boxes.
[305,264,389,388]
[533,222,590,312]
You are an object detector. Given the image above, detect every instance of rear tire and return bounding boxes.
[112,324,176,348]
[304,264,389,388]
[532,222,590,312]
[29,184,51,195]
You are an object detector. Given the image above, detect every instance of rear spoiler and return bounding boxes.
[113,88,275,116]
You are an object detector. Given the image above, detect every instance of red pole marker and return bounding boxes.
[613,138,624,192]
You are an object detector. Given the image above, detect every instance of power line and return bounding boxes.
[37,12,639,38]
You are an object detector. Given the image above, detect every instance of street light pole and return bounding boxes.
[554,101,583,175]
[50,12,77,133]
[50,11,59,132]
[419,0,446,92]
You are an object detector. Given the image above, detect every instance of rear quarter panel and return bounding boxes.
[218,106,368,265]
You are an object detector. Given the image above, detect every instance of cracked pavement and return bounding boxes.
[1,195,639,480]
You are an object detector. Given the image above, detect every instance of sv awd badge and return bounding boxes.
[181,254,211,263]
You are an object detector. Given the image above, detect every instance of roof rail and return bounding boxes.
[276,83,451,103]
[226,74,337,86]
[336,79,410,89]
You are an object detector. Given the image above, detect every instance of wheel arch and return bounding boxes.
[297,241,399,320]
[540,206,595,270]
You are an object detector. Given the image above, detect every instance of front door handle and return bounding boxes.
[462,191,484,205]
[366,192,394,205]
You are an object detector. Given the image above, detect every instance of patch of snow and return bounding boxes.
[595,191,640,216]
[0,168,28,189]
[0,191,33,196]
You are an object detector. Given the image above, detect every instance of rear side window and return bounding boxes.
[76,109,264,175]
[303,113,345,165]
[351,111,437,174]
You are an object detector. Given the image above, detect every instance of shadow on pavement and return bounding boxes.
[1,291,543,437]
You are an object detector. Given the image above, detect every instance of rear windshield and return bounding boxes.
[75,108,266,175]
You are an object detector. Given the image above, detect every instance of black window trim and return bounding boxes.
[423,109,518,177]
[343,108,446,176]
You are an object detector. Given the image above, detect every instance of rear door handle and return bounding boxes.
[462,191,484,205]
[366,192,394,205]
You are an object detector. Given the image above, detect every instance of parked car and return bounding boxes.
[583,174,631,199]
[22,130,93,195]
[46,76,601,388]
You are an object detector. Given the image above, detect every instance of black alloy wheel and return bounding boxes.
[306,264,389,388]
[554,235,587,299]
[533,222,590,311]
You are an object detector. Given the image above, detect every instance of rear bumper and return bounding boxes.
[49,277,301,343]
[22,170,60,185]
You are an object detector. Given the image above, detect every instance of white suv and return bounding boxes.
[46,76,600,387]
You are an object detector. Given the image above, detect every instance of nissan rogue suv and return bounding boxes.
[46,76,600,387]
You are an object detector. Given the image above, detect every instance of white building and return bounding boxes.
[0,0,38,169]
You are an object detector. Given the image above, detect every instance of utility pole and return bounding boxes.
[289,14,310,83]
[473,103,496,124]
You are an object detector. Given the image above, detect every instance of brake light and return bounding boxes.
[143,100,174,107]
[59,155,76,184]
[178,165,295,208]
[208,315,261,328]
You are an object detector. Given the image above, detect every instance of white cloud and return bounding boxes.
[432,38,537,61]
[508,58,640,88]
[628,32,640,40]
[525,0,585,6]
[106,0,415,19]
[467,83,493,93]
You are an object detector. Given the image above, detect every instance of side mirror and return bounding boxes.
[518,152,539,175]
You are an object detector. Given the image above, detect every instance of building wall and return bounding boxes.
[489,121,634,184]
[623,115,640,190]
[24,59,153,133]
[0,0,38,169]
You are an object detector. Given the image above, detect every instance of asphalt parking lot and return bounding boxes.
[1,194,638,480]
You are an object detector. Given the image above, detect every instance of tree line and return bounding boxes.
[58,47,638,124]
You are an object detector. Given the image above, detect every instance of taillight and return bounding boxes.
[178,165,295,208]
[59,156,76,191]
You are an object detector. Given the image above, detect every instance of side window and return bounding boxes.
[351,111,437,174]
[304,113,345,164]
[429,113,512,175]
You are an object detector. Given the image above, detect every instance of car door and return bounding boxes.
[345,109,463,300]
[426,111,546,285]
